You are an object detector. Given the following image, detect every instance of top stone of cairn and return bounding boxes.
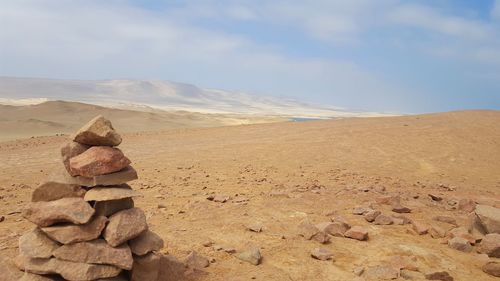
[72,115,122,146]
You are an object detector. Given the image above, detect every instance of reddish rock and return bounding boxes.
[364,210,381,222]
[412,221,429,235]
[344,226,368,241]
[392,204,412,214]
[129,230,164,256]
[374,214,394,225]
[72,115,122,146]
[478,233,500,258]
[185,251,210,269]
[69,146,131,178]
[428,194,443,201]
[23,197,94,227]
[310,248,333,261]
[31,182,86,202]
[483,262,500,277]
[94,198,134,217]
[158,255,187,281]
[131,253,161,281]
[448,237,472,252]
[104,208,148,247]
[61,141,89,175]
[474,204,500,234]
[316,222,349,237]
[19,228,60,258]
[458,199,476,213]
[425,271,454,281]
[41,216,107,244]
[53,239,133,270]
[51,165,138,187]
[298,220,320,240]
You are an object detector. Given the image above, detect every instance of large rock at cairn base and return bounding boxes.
[94,198,134,217]
[131,252,161,281]
[61,141,89,176]
[72,115,122,146]
[23,197,94,227]
[104,208,148,247]
[474,204,500,234]
[84,184,141,202]
[129,230,164,255]
[19,228,60,258]
[31,182,86,202]
[41,216,107,244]
[70,147,131,178]
[51,165,138,187]
[53,239,133,270]
[16,256,121,280]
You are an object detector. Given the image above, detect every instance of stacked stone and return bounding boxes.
[15,116,165,281]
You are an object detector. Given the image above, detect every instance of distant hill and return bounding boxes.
[0,100,287,141]
[0,77,387,117]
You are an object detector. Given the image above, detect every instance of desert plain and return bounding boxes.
[0,108,499,280]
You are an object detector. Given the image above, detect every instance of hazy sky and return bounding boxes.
[1,0,500,113]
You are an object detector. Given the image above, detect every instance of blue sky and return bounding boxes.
[1,0,499,113]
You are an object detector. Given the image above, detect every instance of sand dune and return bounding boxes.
[0,100,287,141]
[0,110,499,280]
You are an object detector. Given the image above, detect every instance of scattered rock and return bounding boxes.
[425,271,454,281]
[104,208,148,247]
[298,220,320,240]
[374,214,394,225]
[53,239,133,270]
[94,198,134,217]
[401,269,425,280]
[31,182,86,202]
[247,223,263,233]
[364,265,399,280]
[84,184,141,201]
[392,204,412,213]
[72,115,122,146]
[41,216,107,244]
[310,248,333,261]
[448,226,477,245]
[428,194,443,201]
[185,251,210,269]
[392,214,412,224]
[482,262,500,277]
[433,215,457,226]
[448,237,472,252]
[207,194,230,203]
[236,247,262,265]
[458,199,476,213]
[474,204,500,234]
[70,146,131,177]
[19,228,60,258]
[129,230,164,256]
[312,231,331,244]
[61,141,90,175]
[411,221,429,235]
[352,207,373,215]
[364,210,381,222]
[429,225,446,239]
[130,252,161,281]
[316,222,349,237]
[344,226,368,241]
[23,197,94,227]
[477,233,500,258]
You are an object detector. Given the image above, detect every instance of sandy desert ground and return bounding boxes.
[0,110,499,280]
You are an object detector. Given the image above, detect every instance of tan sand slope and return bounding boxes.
[0,100,286,141]
[0,110,499,280]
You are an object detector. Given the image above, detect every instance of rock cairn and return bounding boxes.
[15,116,168,281]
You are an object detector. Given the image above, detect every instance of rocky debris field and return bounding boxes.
[0,110,499,280]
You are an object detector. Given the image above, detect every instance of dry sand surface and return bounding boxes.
[1,110,499,280]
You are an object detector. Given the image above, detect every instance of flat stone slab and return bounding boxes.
[19,228,60,258]
[72,115,122,146]
[41,216,107,244]
[53,239,133,270]
[104,208,148,247]
[50,165,138,187]
[16,256,121,281]
[31,181,86,202]
[94,198,134,217]
[129,230,164,256]
[23,197,94,227]
[70,146,131,178]
[84,184,141,202]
